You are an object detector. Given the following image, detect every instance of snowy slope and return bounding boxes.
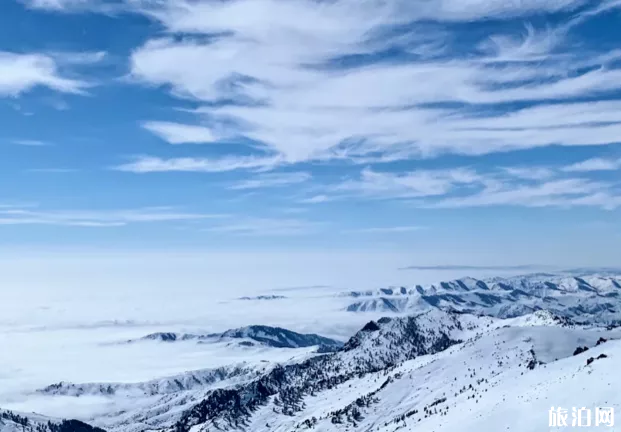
[397,337,621,432]
[287,327,621,432]
[166,309,487,432]
[59,310,618,432]
[4,310,620,432]
[188,317,619,432]
[2,309,492,432]
[3,284,621,432]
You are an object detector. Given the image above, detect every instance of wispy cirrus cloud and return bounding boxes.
[11,139,51,147]
[0,206,223,227]
[115,0,621,168]
[23,0,91,10]
[115,155,281,173]
[425,178,610,209]
[306,157,621,210]
[142,121,217,144]
[501,167,556,181]
[299,195,333,205]
[204,217,322,236]
[23,0,589,16]
[478,23,563,62]
[334,167,482,199]
[0,52,90,96]
[21,0,121,13]
[48,50,107,65]
[230,172,311,190]
[562,157,621,172]
[18,0,621,218]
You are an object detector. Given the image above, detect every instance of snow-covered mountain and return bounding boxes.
[6,307,619,432]
[238,295,287,301]
[38,364,261,398]
[33,364,272,432]
[4,272,621,432]
[129,325,343,349]
[0,410,104,432]
[118,309,492,432]
[345,273,621,324]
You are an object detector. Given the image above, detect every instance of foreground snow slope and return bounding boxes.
[12,309,621,432]
[397,337,620,432]
[216,318,619,432]
[2,308,619,432]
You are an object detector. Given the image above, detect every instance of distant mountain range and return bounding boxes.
[237,295,287,301]
[345,273,621,324]
[38,364,262,398]
[129,325,343,349]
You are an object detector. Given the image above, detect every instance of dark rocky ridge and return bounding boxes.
[38,365,259,397]
[1,411,106,432]
[132,325,343,349]
[172,310,471,432]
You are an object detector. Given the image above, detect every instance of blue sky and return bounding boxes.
[1,0,621,267]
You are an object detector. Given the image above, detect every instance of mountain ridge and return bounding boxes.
[344,273,621,324]
[128,325,343,349]
[3,307,620,432]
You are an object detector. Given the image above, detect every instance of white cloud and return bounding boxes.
[23,0,88,10]
[204,217,321,236]
[0,206,222,227]
[21,0,621,221]
[562,157,621,172]
[299,195,333,204]
[0,52,89,96]
[114,155,281,173]
[136,0,586,34]
[309,163,621,210]
[21,0,120,12]
[502,167,555,180]
[24,0,588,16]
[335,167,482,199]
[121,1,621,165]
[12,139,51,147]
[559,192,621,210]
[479,23,562,62]
[425,178,618,209]
[49,51,107,65]
[230,172,311,190]
[142,121,217,144]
